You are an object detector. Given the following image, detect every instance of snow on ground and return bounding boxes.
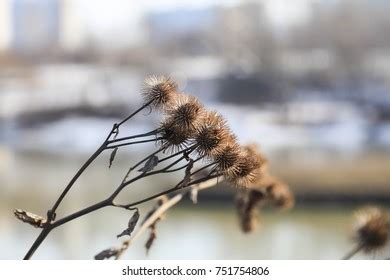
[1,98,389,156]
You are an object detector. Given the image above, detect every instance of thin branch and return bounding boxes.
[116,173,222,210]
[157,146,195,163]
[160,156,204,173]
[121,147,166,184]
[24,101,153,260]
[108,129,161,144]
[49,145,106,220]
[115,177,222,259]
[106,137,162,149]
[191,162,215,176]
[117,100,153,127]
[342,243,364,260]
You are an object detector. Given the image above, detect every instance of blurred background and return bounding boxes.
[0,0,390,259]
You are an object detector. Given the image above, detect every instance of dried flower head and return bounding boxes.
[194,111,230,157]
[266,180,294,210]
[159,121,193,150]
[142,75,178,108]
[164,95,205,132]
[213,140,241,174]
[353,207,389,253]
[227,148,261,187]
[243,143,269,175]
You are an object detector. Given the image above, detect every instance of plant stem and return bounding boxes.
[157,146,195,163]
[342,243,364,260]
[116,101,153,127]
[47,161,202,228]
[160,156,204,173]
[115,177,222,259]
[48,144,106,220]
[24,165,220,259]
[117,173,221,209]
[107,137,162,149]
[108,129,160,144]
[24,102,153,260]
[23,228,51,260]
[51,199,112,228]
[120,147,166,184]
[190,161,214,176]
[23,199,112,260]
[116,194,183,259]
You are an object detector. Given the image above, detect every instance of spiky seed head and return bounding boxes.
[266,180,294,210]
[164,95,205,133]
[353,207,389,253]
[159,120,193,151]
[227,148,262,187]
[213,140,241,174]
[243,143,269,174]
[194,111,230,157]
[142,75,178,109]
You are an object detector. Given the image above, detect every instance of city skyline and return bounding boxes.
[0,0,317,53]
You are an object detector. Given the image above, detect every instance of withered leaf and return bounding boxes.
[180,158,194,188]
[145,226,157,255]
[14,209,46,228]
[117,209,140,238]
[138,155,159,173]
[109,147,118,168]
[94,248,118,260]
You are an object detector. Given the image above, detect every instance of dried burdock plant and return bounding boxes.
[142,75,179,109]
[343,207,390,260]
[98,177,222,259]
[16,75,291,260]
[233,144,294,234]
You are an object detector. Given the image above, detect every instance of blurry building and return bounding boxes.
[0,0,88,55]
[59,0,86,52]
[146,7,216,56]
[0,0,12,52]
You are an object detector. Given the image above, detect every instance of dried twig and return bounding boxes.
[114,177,222,259]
